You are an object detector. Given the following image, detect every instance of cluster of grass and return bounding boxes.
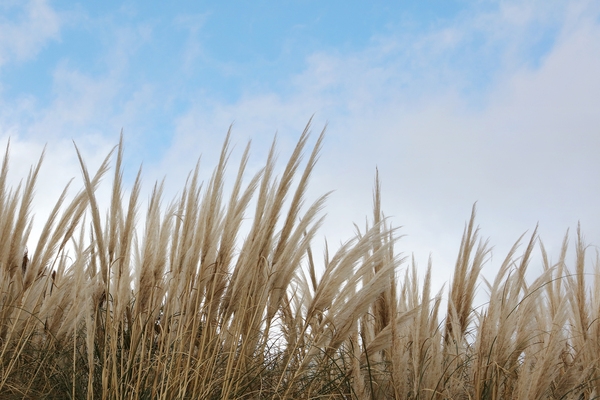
[0,123,598,399]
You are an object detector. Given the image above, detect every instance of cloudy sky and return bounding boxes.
[1,0,599,299]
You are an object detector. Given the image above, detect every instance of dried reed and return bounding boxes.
[0,124,597,399]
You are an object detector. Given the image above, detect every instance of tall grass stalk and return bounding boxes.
[0,124,598,399]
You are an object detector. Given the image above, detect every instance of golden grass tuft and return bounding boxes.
[0,123,598,399]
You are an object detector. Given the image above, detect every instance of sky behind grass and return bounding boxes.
[1,0,600,300]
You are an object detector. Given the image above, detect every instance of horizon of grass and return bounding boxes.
[0,122,598,399]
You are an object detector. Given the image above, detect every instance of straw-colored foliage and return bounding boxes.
[0,123,598,399]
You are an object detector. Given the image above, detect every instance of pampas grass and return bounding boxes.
[0,123,598,399]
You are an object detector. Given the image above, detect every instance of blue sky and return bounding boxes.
[1,0,600,298]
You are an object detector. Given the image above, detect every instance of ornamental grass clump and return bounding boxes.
[0,122,598,399]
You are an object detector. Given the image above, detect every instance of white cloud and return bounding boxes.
[0,0,60,66]
[173,13,211,75]
[157,1,600,304]
[0,7,160,251]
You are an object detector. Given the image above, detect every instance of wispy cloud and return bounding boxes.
[156,1,600,297]
[0,0,60,67]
